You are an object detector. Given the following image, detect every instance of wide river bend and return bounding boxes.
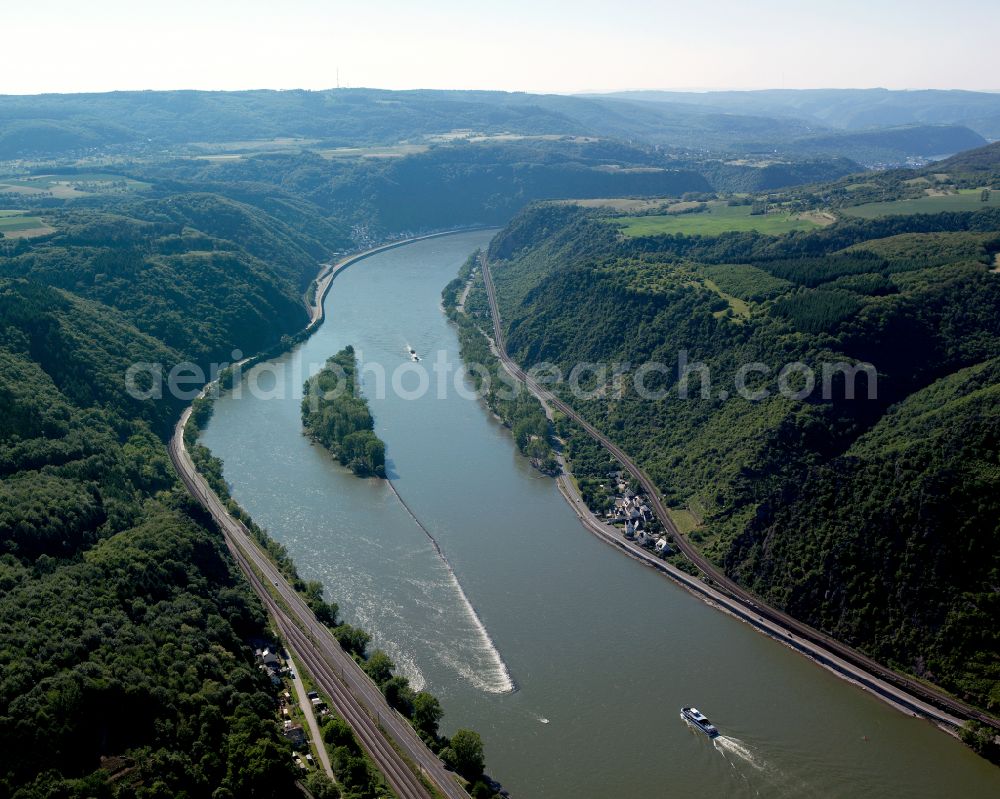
[201,231,1000,798]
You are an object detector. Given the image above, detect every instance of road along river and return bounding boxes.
[200,231,1000,798]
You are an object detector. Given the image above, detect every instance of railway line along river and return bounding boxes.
[200,230,1000,798]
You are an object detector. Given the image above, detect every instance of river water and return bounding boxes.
[200,231,1000,798]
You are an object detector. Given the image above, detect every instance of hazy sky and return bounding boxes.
[5,0,999,95]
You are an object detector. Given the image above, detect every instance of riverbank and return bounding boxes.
[175,229,515,799]
[199,230,1000,797]
[172,400,446,799]
[212,230,498,391]
[309,229,496,331]
[468,254,995,743]
[443,252,558,475]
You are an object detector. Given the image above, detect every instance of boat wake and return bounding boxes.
[714,736,767,771]
[386,479,515,694]
[712,736,819,798]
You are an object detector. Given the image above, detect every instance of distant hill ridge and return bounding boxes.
[0,87,992,163]
[935,139,1000,171]
[590,88,1000,138]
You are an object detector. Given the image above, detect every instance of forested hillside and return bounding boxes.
[776,124,986,165]
[476,164,1000,712]
[0,87,983,165]
[128,139,862,237]
[0,93,997,793]
[0,89,864,159]
[0,186,340,796]
[1,194,324,362]
[135,141,712,234]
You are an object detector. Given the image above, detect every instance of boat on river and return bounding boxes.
[681,707,720,738]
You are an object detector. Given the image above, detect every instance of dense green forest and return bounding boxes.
[1,99,867,795]
[302,347,387,478]
[476,148,1000,715]
[0,286,300,797]
[0,181,350,795]
[2,140,858,240]
[133,140,717,233]
[442,253,558,475]
[0,193,332,362]
[768,124,985,165]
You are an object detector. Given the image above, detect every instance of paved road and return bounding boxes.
[480,254,1000,734]
[287,646,335,779]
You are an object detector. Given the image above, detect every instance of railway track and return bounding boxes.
[480,253,1000,734]
[169,409,451,797]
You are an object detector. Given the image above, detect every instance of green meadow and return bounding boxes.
[0,173,150,198]
[842,189,1000,218]
[613,203,821,236]
[0,212,45,232]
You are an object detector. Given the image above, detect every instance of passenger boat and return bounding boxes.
[680,707,720,738]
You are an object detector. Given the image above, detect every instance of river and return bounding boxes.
[200,231,1000,798]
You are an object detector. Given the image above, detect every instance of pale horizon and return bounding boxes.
[4,85,1000,98]
[5,0,1000,96]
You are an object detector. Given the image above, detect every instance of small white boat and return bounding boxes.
[681,707,720,738]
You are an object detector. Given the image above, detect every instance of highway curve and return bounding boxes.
[480,253,1000,735]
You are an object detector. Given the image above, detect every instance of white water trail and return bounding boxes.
[713,736,820,798]
[714,736,768,771]
[381,640,428,693]
[386,479,516,694]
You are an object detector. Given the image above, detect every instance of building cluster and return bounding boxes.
[256,645,285,684]
[255,643,326,774]
[604,471,674,556]
[307,689,330,719]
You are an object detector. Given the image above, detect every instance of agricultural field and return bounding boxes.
[0,210,54,238]
[424,130,596,144]
[557,197,672,212]
[612,202,822,237]
[184,137,322,159]
[185,138,433,160]
[698,263,794,302]
[316,143,430,159]
[666,507,702,535]
[842,188,1000,218]
[0,172,150,198]
[701,277,751,319]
